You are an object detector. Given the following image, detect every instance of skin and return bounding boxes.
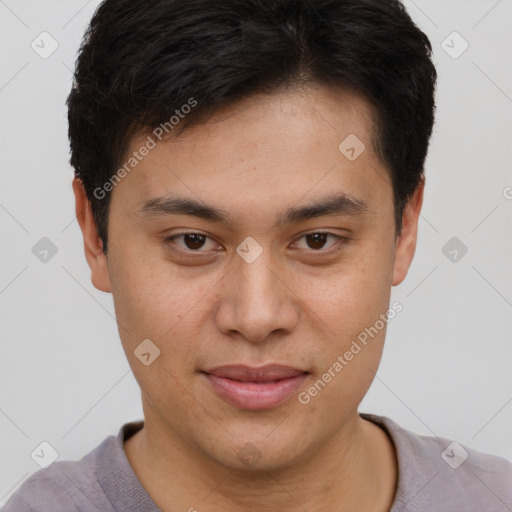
[73,83,423,512]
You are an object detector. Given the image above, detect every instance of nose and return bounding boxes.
[214,249,300,344]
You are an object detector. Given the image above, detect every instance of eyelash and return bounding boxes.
[163,231,349,255]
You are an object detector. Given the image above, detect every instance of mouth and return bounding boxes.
[201,364,308,410]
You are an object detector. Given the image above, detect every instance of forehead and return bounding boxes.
[111,85,392,219]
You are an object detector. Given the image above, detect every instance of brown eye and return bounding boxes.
[182,233,206,250]
[293,232,346,252]
[305,233,329,250]
[164,232,219,253]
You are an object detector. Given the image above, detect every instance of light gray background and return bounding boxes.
[1,0,511,505]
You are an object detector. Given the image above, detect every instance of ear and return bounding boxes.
[392,177,425,286]
[72,178,112,292]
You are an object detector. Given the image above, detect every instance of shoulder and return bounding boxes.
[1,435,118,512]
[362,413,512,512]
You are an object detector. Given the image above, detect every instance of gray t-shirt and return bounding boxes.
[2,414,511,511]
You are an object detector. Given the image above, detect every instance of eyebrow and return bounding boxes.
[137,193,369,227]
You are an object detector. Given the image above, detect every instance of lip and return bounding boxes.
[202,364,308,410]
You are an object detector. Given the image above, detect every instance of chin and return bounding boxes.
[199,427,312,473]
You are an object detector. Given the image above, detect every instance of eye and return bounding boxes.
[292,232,347,252]
[163,231,349,255]
[164,232,220,252]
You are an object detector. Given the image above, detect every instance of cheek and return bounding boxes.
[107,259,207,405]
[289,235,394,395]
[108,246,215,362]
[294,238,394,338]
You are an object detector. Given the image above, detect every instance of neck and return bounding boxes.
[124,411,397,512]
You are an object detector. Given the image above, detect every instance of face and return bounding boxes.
[75,84,422,471]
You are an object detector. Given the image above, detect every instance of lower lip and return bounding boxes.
[204,373,308,410]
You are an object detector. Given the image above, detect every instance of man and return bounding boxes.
[3,0,511,511]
